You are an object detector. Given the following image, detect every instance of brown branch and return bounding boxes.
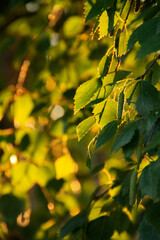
[136,54,160,80]
[123,0,134,30]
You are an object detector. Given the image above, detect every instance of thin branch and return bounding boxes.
[136,54,160,80]
[123,0,134,30]
[145,117,160,146]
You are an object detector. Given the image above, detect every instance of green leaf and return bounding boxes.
[112,121,138,152]
[93,99,117,129]
[113,70,131,83]
[95,120,117,150]
[63,16,84,38]
[98,52,112,77]
[99,10,109,39]
[139,160,160,199]
[11,162,38,192]
[137,33,160,58]
[91,163,105,175]
[107,2,117,33]
[13,93,34,127]
[110,207,131,234]
[59,211,87,239]
[145,61,160,85]
[0,194,25,225]
[85,0,111,23]
[128,17,160,57]
[46,178,65,193]
[123,129,139,158]
[144,132,160,152]
[86,216,114,240]
[117,28,130,56]
[145,202,160,235]
[136,81,160,116]
[74,78,102,114]
[139,218,160,240]
[76,116,96,141]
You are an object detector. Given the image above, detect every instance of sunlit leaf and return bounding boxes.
[85,0,111,23]
[63,16,84,38]
[98,52,112,77]
[77,116,96,141]
[99,10,108,39]
[74,78,102,114]
[55,154,76,179]
[93,99,117,128]
[13,93,34,128]
[11,162,38,192]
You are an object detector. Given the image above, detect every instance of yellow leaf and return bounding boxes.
[55,154,77,179]
[13,94,34,128]
[99,11,108,39]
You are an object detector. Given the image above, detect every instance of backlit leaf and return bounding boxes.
[98,52,112,77]
[13,93,34,128]
[74,78,102,114]
[77,116,96,141]
[93,99,117,129]
[85,0,111,23]
[99,10,108,39]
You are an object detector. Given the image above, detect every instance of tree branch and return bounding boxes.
[136,54,160,80]
[123,0,134,30]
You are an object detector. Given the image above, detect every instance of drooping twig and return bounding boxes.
[136,54,160,80]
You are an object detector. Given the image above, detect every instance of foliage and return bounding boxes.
[0,0,160,240]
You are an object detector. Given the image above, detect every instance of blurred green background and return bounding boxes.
[0,1,111,239]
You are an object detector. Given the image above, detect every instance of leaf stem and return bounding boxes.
[136,54,160,80]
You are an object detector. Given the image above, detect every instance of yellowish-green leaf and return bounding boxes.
[118,28,129,56]
[74,78,102,114]
[55,154,77,179]
[36,165,55,187]
[11,162,38,192]
[77,116,96,141]
[13,93,34,128]
[63,16,84,38]
[99,10,108,39]
[93,99,117,129]
[98,52,113,77]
